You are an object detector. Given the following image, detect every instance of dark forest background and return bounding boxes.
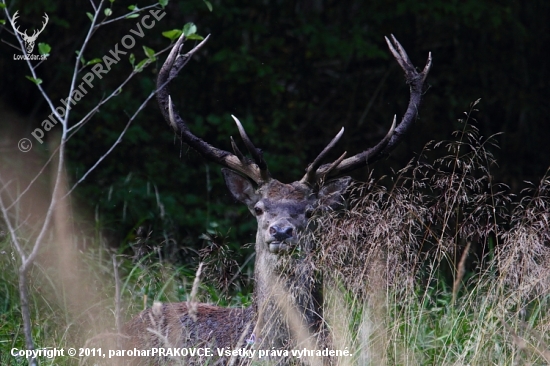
[1,0,549,265]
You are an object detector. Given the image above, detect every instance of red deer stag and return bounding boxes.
[123,33,431,365]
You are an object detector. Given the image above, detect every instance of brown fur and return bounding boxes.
[123,303,254,364]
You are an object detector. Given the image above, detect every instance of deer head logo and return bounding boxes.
[11,11,49,54]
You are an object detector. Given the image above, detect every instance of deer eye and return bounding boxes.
[254,206,264,216]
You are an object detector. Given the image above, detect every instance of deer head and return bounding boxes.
[157,33,431,258]
[11,11,49,54]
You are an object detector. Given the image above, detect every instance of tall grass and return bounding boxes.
[312,104,550,365]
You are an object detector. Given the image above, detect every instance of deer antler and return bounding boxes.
[301,35,432,185]
[11,11,48,38]
[35,13,49,37]
[157,33,270,185]
[11,11,26,37]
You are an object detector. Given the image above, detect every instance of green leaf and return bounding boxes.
[75,51,86,66]
[38,43,51,56]
[143,46,156,59]
[203,0,213,12]
[158,0,169,8]
[104,8,112,16]
[128,5,137,11]
[182,22,197,37]
[129,53,135,67]
[86,12,94,21]
[75,50,85,65]
[0,20,5,25]
[85,58,102,66]
[109,0,115,3]
[161,29,182,41]
[25,76,43,85]
[125,13,139,19]
[134,58,150,72]
[0,3,6,9]
[186,34,204,41]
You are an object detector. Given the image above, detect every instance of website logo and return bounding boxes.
[11,10,48,60]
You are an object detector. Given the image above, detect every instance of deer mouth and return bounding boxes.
[269,241,293,254]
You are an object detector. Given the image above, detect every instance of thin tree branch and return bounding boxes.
[64,0,105,129]
[68,44,172,134]
[95,4,161,28]
[67,72,136,133]
[89,0,98,12]
[64,87,159,197]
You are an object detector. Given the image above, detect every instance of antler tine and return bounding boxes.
[300,127,344,185]
[11,11,24,35]
[157,33,268,185]
[162,33,210,83]
[385,35,414,76]
[386,34,432,87]
[38,13,49,33]
[167,95,179,132]
[314,116,396,179]
[230,136,246,162]
[312,35,431,180]
[231,115,270,181]
[364,114,396,158]
[319,151,347,183]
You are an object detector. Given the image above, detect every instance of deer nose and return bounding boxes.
[269,225,293,241]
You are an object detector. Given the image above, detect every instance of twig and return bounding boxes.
[452,241,471,306]
[68,44,172,134]
[64,86,158,197]
[63,0,106,130]
[67,72,136,133]
[95,4,161,28]
[88,0,98,12]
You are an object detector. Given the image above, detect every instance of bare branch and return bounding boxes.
[64,85,157,198]
[88,0,98,12]
[95,4,161,28]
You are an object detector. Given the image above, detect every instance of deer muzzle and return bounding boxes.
[268,221,295,253]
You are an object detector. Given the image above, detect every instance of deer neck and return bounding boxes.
[252,231,322,347]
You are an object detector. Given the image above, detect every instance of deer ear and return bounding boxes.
[222,168,261,206]
[318,176,352,208]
